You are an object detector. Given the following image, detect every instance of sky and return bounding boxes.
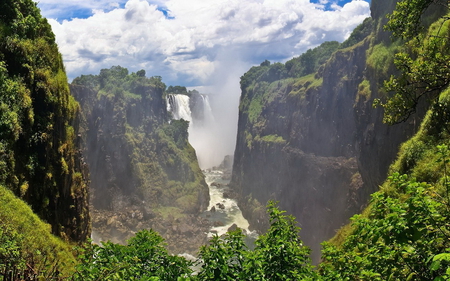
[36,0,371,87]
[36,0,371,167]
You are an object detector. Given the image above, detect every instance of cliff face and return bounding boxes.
[231,0,424,261]
[0,0,90,242]
[71,69,209,213]
[71,68,210,252]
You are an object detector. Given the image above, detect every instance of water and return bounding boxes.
[167,94,193,122]
[167,93,258,244]
[202,169,250,237]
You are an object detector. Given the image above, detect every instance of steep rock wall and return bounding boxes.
[71,79,209,215]
[231,0,426,262]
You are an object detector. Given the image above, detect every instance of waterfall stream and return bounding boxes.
[167,93,256,241]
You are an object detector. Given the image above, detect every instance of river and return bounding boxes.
[201,168,258,246]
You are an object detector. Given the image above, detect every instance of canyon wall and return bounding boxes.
[0,0,90,242]
[230,0,427,261]
[71,69,210,252]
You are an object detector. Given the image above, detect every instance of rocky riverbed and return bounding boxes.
[91,205,212,255]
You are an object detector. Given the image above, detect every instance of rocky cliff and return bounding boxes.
[71,67,210,253]
[230,0,430,262]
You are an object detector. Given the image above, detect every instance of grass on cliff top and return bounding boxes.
[0,185,77,278]
[247,75,323,124]
[288,74,323,98]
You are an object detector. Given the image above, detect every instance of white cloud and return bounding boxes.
[41,0,370,85]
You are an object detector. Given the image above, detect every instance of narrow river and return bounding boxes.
[201,168,258,244]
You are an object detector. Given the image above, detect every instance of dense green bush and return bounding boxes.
[72,230,192,281]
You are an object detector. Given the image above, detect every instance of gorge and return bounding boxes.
[1,0,450,279]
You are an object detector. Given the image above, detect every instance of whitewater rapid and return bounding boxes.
[202,169,257,241]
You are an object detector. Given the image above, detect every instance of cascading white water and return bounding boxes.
[167,94,193,123]
[167,93,219,168]
[198,94,215,125]
[203,169,250,237]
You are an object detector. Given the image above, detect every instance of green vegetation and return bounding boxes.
[71,201,315,281]
[376,0,450,124]
[320,173,450,280]
[366,41,399,79]
[340,17,374,49]
[259,134,286,144]
[3,0,450,280]
[286,41,340,78]
[288,74,323,98]
[356,79,372,103]
[0,0,89,241]
[70,168,450,280]
[72,230,191,281]
[166,85,188,95]
[0,185,76,280]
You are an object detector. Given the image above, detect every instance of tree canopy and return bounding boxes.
[376,0,450,124]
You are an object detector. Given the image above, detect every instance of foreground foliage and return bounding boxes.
[69,173,450,280]
[72,230,192,281]
[320,173,450,280]
[0,0,90,242]
[376,0,450,124]
[0,185,76,280]
[72,201,314,281]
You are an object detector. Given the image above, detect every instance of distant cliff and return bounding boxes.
[0,0,89,242]
[230,0,428,261]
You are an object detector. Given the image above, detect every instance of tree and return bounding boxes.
[197,229,247,280]
[244,201,316,280]
[196,201,316,280]
[375,0,450,124]
[72,229,192,281]
[136,69,146,77]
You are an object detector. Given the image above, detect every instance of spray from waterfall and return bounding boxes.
[167,93,220,169]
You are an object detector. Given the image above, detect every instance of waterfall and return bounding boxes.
[167,94,193,123]
[198,94,215,126]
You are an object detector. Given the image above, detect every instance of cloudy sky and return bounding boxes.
[36,0,371,87]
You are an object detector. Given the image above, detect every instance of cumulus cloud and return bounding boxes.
[40,0,370,85]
